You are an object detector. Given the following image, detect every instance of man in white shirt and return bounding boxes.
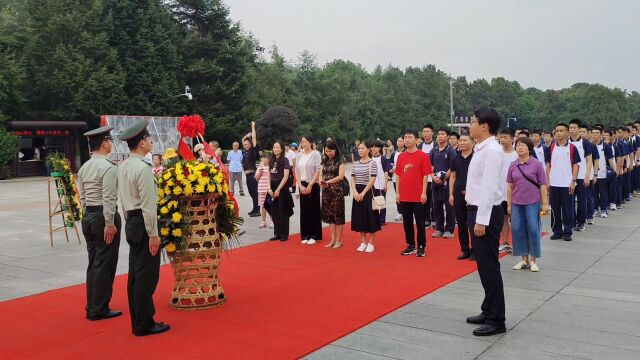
[546,123,580,241]
[464,107,506,337]
[569,119,593,231]
[421,124,435,227]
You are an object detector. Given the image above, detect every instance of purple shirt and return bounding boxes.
[506,157,547,205]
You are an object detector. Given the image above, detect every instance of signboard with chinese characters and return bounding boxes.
[11,130,71,137]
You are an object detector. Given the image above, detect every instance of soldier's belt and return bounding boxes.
[85,206,103,213]
[127,209,143,216]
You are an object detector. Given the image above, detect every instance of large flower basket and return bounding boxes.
[158,159,243,311]
[167,194,226,310]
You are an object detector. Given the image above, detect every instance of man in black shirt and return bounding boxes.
[449,134,474,260]
[242,122,261,217]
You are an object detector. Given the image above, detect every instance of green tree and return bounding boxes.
[168,0,257,145]
[103,0,182,116]
[19,0,126,125]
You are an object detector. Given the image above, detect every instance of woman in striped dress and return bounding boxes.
[351,141,381,253]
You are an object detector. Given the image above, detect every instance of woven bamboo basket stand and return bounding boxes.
[168,194,226,310]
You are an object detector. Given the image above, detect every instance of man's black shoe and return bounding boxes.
[549,234,563,240]
[87,310,122,321]
[134,322,171,337]
[401,246,416,256]
[239,192,246,196]
[564,235,573,241]
[457,252,470,260]
[417,247,426,257]
[466,314,486,325]
[248,211,260,217]
[468,253,476,261]
[268,236,280,241]
[472,324,506,336]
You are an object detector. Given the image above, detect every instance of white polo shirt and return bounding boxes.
[569,137,591,180]
[549,142,579,187]
[595,141,607,179]
[534,145,546,165]
[421,141,434,182]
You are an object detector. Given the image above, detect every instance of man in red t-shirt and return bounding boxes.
[396,129,433,257]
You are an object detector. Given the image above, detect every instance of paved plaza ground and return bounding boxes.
[1,176,640,359]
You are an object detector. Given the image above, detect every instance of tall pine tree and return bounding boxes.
[20,0,126,124]
[104,0,183,116]
[168,0,256,144]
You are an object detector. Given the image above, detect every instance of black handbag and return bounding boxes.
[342,177,350,196]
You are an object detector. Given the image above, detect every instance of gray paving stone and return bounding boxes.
[514,318,640,351]
[561,286,640,303]
[498,328,640,360]
[305,345,397,360]
[477,343,588,360]
[333,323,490,360]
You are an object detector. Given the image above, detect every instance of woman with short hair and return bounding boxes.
[507,137,550,272]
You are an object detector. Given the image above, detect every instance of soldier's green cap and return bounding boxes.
[119,119,150,143]
[83,125,114,139]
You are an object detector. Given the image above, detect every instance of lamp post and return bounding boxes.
[449,79,454,130]
[507,117,517,128]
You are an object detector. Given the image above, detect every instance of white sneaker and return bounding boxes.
[442,231,454,239]
[586,218,594,225]
[394,214,403,221]
[307,239,317,245]
[600,212,608,218]
[513,261,529,270]
[301,239,309,244]
[610,203,617,211]
[530,263,540,272]
[268,223,274,229]
[258,222,267,229]
[356,243,367,252]
[499,244,512,253]
[365,243,375,253]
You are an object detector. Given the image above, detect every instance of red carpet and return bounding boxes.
[0,224,487,359]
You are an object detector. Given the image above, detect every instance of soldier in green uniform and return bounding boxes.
[117,119,170,336]
[77,126,122,321]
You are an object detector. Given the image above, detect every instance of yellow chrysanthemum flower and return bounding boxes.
[166,179,174,187]
[183,185,194,196]
[158,189,165,198]
[188,174,197,182]
[176,174,185,182]
[168,200,178,209]
[195,184,206,193]
[214,174,224,183]
[160,227,170,236]
[163,172,172,180]
[173,187,183,195]
[207,184,216,193]
[165,243,176,253]
[160,206,169,214]
[197,176,209,186]
[195,163,206,171]
[172,212,182,223]
[172,228,182,237]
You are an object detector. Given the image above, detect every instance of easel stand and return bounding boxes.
[48,176,81,246]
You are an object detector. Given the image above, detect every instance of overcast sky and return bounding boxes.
[224,0,639,91]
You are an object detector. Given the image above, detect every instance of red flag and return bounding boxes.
[178,139,195,161]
